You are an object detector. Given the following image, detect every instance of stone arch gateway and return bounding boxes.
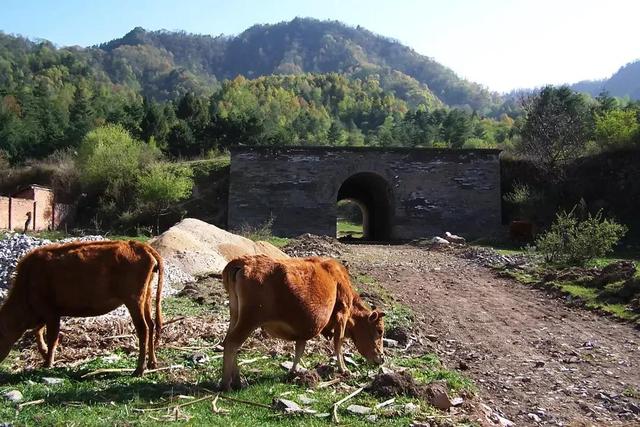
[228,146,502,241]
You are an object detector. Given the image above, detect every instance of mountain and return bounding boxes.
[97,18,500,112]
[571,60,640,100]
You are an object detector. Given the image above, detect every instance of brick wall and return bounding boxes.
[0,197,8,229]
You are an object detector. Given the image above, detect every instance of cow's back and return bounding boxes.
[229,255,341,341]
[21,240,156,316]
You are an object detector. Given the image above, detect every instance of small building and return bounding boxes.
[0,185,72,232]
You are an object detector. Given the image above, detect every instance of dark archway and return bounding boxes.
[337,172,393,241]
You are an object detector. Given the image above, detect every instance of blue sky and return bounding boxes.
[1,0,639,92]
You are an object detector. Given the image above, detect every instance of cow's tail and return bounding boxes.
[221,259,244,346]
[221,258,244,294]
[146,245,164,347]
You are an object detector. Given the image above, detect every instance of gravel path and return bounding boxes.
[346,244,640,426]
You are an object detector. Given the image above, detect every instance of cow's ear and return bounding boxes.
[378,311,386,318]
[368,311,379,322]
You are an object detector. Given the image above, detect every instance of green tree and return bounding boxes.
[518,86,593,180]
[78,124,158,224]
[67,84,95,147]
[594,109,640,149]
[137,163,194,233]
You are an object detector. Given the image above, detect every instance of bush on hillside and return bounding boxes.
[536,207,627,266]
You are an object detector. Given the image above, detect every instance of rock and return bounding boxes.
[444,232,466,244]
[404,402,420,413]
[383,338,399,348]
[491,413,515,427]
[191,352,209,365]
[298,395,316,405]
[451,397,464,406]
[425,383,452,410]
[430,237,450,245]
[627,402,640,414]
[527,413,542,422]
[3,390,23,403]
[479,403,493,416]
[365,414,378,422]
[281,361,306,372]
[347,404,372,415]
[150,218,288,277]
[273,398,303,413]
[42,377,64,385]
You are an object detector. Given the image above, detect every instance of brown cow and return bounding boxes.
[221,254,385,391]
[0,240,163,376]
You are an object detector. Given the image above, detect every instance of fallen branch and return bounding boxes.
[211,394,229,414]
[18,399,45,409]
[103,334,135,340]
[162,317,186,328]
[317,378,341,389]
[332,387,364,423]
[375,397,395,409]
[218,395,272,409]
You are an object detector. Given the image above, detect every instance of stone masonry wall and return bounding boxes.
[229,146,501,240]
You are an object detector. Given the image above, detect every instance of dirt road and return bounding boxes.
[345,244,640,426]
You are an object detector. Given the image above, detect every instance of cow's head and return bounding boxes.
[348,303,385,365]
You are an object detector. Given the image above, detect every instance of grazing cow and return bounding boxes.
[0,240,163,376]
[221,254,385,391]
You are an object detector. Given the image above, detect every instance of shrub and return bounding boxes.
[536,207,627,266]
[503,182,541,220]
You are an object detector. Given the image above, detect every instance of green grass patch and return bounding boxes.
[163,296,213,318]
[265,236,291,248]
[352,274,415,330]
[0,345,450,426]
[337,220,363,239]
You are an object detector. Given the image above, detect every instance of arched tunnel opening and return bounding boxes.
[337,172,393,241]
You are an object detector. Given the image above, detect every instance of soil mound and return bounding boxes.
[366,371,424,398]
[150,218,288,276]
[282,234,348,258]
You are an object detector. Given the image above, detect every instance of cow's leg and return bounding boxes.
[143,296,157,369]
[290,340,306,373]
[333,312,349,374]
[126,302,149,376]
[34,324,47,360]
[222,318,257,391]
[44,317,61,368]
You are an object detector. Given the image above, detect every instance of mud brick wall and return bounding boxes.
[228,146,502,240]
[10,198,35,231]
[0,197,8,229]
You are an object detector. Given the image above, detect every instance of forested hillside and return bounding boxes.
[571,60,640,100]
[0,19,515,164]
